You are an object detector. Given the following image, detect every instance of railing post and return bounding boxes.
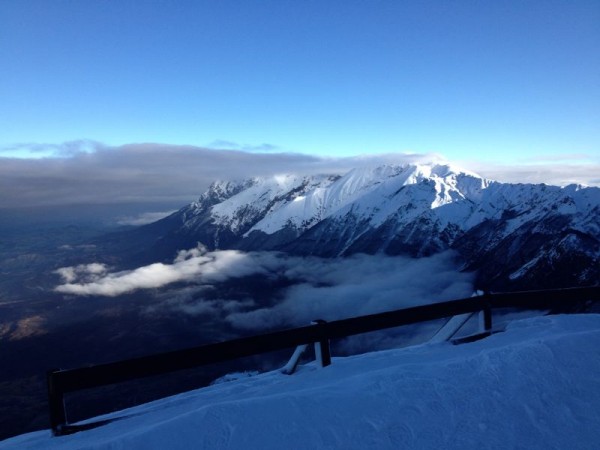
[312,319,331,368]
[47,370,67,436]
[430,312,475,343]
[479,292,492,333]
[281,344,309,375]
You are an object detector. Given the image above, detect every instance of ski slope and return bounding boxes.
[2,314,600,449]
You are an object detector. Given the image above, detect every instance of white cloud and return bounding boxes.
[55,263,108,284]
[206,140,281,153]
[463,157,600,187]
[0,140,104,158]
[116,211,178,226]
[54,246,270,297]
[54,248,473,335]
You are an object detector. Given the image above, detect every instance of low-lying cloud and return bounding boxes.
[54,247,474,330]
[54,247,269,297]
[116,211,178,226]
[226,252,473,330]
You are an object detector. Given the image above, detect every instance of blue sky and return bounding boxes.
[1,0,599,164]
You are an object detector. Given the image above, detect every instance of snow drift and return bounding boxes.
[3,314,600,449]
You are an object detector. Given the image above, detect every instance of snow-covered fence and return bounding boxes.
[47,286,600,436]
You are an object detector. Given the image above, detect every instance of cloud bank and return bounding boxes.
[464,159,600,187]
[225,252,473,330]
[55,247,474,330]
[0,142,440,209]
[3,142,597,210]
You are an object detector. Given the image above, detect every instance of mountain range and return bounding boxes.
[109,162,599,290]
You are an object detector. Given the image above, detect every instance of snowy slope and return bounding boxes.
[243,163,488,236]
[3,314,600,449]
[170,162,491,244]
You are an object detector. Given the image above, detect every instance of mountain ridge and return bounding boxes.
[111,162,599,290]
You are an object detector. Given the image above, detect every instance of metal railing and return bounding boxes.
[48,286,600,436]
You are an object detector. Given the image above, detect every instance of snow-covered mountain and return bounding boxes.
[121,162,600,290]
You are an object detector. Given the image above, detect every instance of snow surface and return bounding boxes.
[3,314,600,449]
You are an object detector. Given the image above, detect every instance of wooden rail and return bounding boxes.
[48,286,600,436]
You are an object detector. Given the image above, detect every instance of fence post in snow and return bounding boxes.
[47,370,67,436]
[281,344,309,375]
[312,319,332,368]
[429,313,475,343]
[479,291,493,333]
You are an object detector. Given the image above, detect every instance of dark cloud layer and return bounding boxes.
[2,142,598,211]
[0,142,439,209]
[0,143,314,208]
